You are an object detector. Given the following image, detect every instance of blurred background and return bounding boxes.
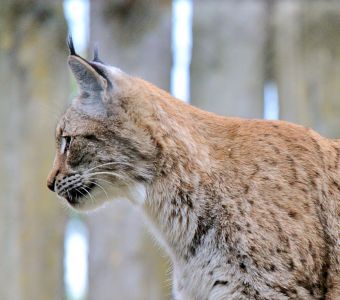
[0,0,339,299]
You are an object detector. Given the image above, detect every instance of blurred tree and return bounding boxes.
[274,0,340,138]
[191,0,267,118]
[0,1,68,299]
[86,1,172,299]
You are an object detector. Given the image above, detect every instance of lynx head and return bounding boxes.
[47,36,157,211]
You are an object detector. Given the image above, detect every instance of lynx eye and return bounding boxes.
[61,136,72,154]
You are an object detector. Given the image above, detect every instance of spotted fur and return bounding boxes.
[47,45,339,300]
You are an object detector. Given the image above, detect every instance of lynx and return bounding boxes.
[47,37,339,300]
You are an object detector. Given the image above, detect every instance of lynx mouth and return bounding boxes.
[64,182,96,206]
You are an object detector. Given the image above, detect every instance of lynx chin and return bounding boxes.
[47,37,339,300]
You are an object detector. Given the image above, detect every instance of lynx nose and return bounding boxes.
[47,178,56,192]
[47,169,59,192]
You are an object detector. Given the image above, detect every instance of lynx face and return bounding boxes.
[47,40,155,210]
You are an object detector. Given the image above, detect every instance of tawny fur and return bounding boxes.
[47,49,340,300]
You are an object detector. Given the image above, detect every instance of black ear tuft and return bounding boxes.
[93,44,104,64]
[67,34,76,56]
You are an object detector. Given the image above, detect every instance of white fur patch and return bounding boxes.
[107,66,123,75]
[127,183,147,205]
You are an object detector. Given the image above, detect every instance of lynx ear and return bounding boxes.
[68,56,107,93]
[67,35,107,94]
[66,36,109,116]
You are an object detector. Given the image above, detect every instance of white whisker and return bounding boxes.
[87,176,113,186]
[86,171,132,183]
[87,180,110,202]
[75,187,89,200]
[80,186,95,206]
[85,161,133,173]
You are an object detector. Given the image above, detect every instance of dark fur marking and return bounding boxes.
[303,202,310,211]
[178,212,183,224]
[189,215,214,256]
[288,259,295,271]
[275,184,282,191]
[272,145,280,154]
[250,164,260,178]
[177,190,193,208]
[286,155,299,184]
[288,210,298,219]
[291,288,297,295]
[297,280,318,297]
[310,136,325,167]
[311,179,317,189]
[278,287,290,297]
[239,262,247,271]
[212,280,229,287]
[270,210,283,233]
[244,184,249,194]
[331,179,340,191]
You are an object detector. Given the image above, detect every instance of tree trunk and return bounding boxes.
[86,1,171,299]
[0,1,68,300]
[274,0,340,138]
[191,0,267,118]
